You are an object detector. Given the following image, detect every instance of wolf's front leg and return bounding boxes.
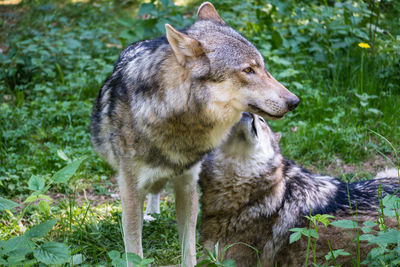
[117,163,146,258]
[173,164,201,267]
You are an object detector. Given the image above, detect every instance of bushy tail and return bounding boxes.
[376,168,400,179]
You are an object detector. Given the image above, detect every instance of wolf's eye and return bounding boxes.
[242,67,255,74]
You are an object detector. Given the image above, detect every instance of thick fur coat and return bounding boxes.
[90,2,298,265]
[200,112,399,266]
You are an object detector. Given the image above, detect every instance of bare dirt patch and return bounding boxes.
[305,153,396,181]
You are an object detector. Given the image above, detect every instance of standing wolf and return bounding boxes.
[90,2,299,265]
[200,112,399,266]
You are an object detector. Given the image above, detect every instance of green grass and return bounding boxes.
[0,0,399,266]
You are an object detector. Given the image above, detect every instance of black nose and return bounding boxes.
[287,96,300,111]
[242,112,252,119]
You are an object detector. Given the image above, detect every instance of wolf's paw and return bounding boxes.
[143,214,156,222]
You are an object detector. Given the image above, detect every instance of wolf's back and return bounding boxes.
[90,38,170,167]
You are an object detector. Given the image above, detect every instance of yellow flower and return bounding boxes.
[358,43,371,49]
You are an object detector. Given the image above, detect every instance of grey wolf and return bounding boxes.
[199,112,399,267]
[90,2,299,265]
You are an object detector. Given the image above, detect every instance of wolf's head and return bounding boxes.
[219,112,282,165]
[165,2,299,120]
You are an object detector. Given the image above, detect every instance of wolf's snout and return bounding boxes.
[286,95,300,111]
[241,112,252,120]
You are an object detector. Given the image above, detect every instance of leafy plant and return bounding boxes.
[359,194,400,266]
[108,250,154,267]
[0,158,85,265]
[117,0,192,47]
[196,241,261,267]
[290,214,337,266]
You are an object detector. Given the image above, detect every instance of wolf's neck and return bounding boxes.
[201,152,286,216]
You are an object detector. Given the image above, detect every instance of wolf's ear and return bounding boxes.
[197,2,225,24]
[165,24,204,67]
[275,132,282,142]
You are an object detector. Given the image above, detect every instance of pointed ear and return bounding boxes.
[197,2,225,24]
[165,24,204,66]
[275,132,282,142]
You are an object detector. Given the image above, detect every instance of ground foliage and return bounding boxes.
[0,0,399,265]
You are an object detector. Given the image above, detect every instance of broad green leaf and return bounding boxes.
[25,219,57,238]
[363,220,377,227]
[331,219,358,229]
[289,228,304,232]
[382,194,400,209]
[160,0,170,9]
[70,253,85,265]
[24,194,39,203]
[6,255,26,265]
[307,214,335,227]
[368,229,400,245]
[367,247,385,258]
[141,258,155,265]
[278,69,300,79]
[325,249,351,261]
[24,193,51,203]
[33,242,70,265]
[393,258,400,265]
[125,252,143,264]
[0,197,19,211]
[382,207,396,217]
[109,250,125,267]
[38,200,50,214]
[6,245,34,258]
[28,175,45,191]
[359,234,376,242]
[195,259,214,267]
[52,158,85,183]
[109,250,126,267]
[221,259,237,267]
[57,149,69,161]
[138,3,156,16]
[3,236,29,253]
[361,220,377,234]
[270,56,291,66]
[289,231,302,244]
[301,228,319,239]
[116,18,133,28]
[108,250,120,261]
[292,81,304,90]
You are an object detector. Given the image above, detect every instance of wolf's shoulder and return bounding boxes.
[114,36,169,70]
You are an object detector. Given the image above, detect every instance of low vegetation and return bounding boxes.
[1,0,399,265]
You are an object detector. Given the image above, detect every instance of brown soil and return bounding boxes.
[304,153,396,181]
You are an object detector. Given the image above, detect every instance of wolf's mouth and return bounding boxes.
[248,104,284,119]
[250,113,258,137]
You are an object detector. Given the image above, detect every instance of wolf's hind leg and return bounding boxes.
[117,162,146,258]
[144,193,161,221]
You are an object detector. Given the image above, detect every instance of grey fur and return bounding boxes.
[200,112,399,267]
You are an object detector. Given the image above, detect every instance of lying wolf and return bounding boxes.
[90,2,299,265]
[199,112,399,266]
